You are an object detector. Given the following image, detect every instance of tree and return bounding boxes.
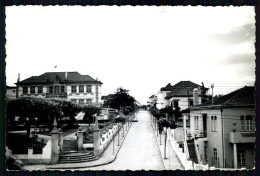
[106,88,136,113]
[81,105,101,125]
[158,117,171,159]
[6,98,62,138]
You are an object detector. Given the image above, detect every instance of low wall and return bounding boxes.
[99,124,121,155]
[12,140,52,165]
[82,124,121,154]
[169,137,193,170]
[169,129,210,170]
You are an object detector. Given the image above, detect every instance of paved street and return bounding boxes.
[83,110,165,170]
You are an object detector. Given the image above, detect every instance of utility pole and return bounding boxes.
[211,84,214,105]
[187,90,189,107]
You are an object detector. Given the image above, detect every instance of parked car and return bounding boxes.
[97,108,118,122]
[132,116,138,122]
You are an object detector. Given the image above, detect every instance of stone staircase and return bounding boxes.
[63,139,77,153]
[59,152,98,164]
[187,139,198,163]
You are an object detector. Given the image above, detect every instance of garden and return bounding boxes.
[6,97,101,154]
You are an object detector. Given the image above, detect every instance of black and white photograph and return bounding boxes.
[5,6,256,171]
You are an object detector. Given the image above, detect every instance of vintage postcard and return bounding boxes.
[5,6,255,171]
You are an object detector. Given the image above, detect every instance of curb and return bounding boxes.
[44,113,137,170]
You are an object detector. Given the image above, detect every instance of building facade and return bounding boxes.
[16,72,103,107]
[147,94,157,107]
[187,86,255,169]
[165,81,209,110]
[6,86,17,100]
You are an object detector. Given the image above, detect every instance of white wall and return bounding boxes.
[156,91,170,109]
[6,88,16,99]
[169,97,202,111]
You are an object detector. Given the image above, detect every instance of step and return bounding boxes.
[59,154,96,160]
[60,152,93,157]
[58,157,98,164]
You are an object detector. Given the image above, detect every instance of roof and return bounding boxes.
[6,86,16,89]
[161,83,173,91]
[192,86,255,108]
[16,72,103,85]
[165,81,203,99]
[101,94,114,100]
[149,94,157,99]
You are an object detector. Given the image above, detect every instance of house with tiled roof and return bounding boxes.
[183,86,255,169]
[16,72,103,107]
[164,81,209,110]
[147,94,157,107]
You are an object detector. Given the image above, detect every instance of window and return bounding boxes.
[49,86,53,93]
[241,115,254,131]
[237,149,246,167]
[79,99,84,105]
[23,87,28,94]
[71,99,77,103]
[204,146,208,163]
[79,85,84,93]
[54,86,59,94]
[87,99,92,104]
[241,115,245,131]
[189,100,194,107]
[71,86,76,93]
[30,86,35,94]
[87,85,92,93]
[60,86,65,93]
[194,116,199,130]
[246,115,254,131]
[211,116,217,132]
[96,85,99,102]
[213,148,218,164]
[38,86,43,94]
[174,100,179,108]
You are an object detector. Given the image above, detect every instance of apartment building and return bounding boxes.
[165,81,209,110]
[15,72,103,107]
[187,86,255,169]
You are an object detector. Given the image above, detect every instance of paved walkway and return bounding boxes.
[82,110,165,170]
[150,116,184,170]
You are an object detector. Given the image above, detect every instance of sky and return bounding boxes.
[5,6,255,104]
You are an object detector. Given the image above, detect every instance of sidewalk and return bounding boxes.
[22,121,133,170]
[150,115,184,170]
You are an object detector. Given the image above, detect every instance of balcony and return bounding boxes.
[46,93,67,98]
[229,131,255,144]
[198,131,207,138]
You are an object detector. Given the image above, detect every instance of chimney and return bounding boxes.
[193,88,199,106]
[65,72,68,81]
[17,73,20,83]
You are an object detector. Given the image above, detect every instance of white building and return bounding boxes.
[6,86,17,100]
[165,81,209,111]
[156,83,173,109]
[16,72,103,107]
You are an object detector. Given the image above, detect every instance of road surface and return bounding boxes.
[83,110,165,170]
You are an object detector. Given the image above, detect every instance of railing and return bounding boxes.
[229,131,255,143]
[183,137,190,159]
[194,139,203,164]
[198,131,207,138]
[46,93,67,98]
